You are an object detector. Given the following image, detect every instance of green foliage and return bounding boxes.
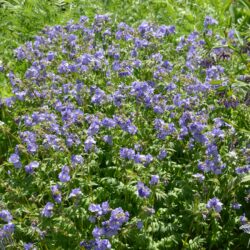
[0,1,249,249]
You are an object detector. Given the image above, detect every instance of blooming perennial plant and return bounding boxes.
[0,14,249,249]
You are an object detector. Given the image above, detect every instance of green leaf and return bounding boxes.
[241,174,250,183]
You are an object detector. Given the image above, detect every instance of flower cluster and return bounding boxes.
[41,202,54,218]
[120,147,153,166]
[0,13,249,249]
[82,202,129,249]
[206,197,223,213]
[0,210,14,240]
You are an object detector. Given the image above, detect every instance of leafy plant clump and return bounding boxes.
[0,14,250,249]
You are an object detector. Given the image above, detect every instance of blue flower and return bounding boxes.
[95,239,111,250]
[231,202,242,210]
[228,29,235,39]
[137,182,151,198]
[25,161,40,174]
[69,188,82,198]
[3,223,14,233]
[0,210,13,222]
[51,185,62,203]
[47,51,55,61]
[101,207,129,237]
[41,202,54,218]
[137,220,143,230]
[206,197,223,213]
[149,175,159,185]
[58,166,70,183]
[158,149,167,160]
[89,204,102,215]
[192,173,205,182]
[71,155,84,166]
[102,118,116,128]
[87,121,100,136]
[84,136,96,152]
[91,88,107,105]
[24,243,36,250]
[204,16,218,28]
[8,153,22,168]
[103,135,113,145]
[120,148,135,160]
[235,166,250,174]
[240,213,248,225]
[92,227,104,238]
[89,201,109,216]
[109,207,129,227]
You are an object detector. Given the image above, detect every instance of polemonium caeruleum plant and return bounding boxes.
[0,14,249,249]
